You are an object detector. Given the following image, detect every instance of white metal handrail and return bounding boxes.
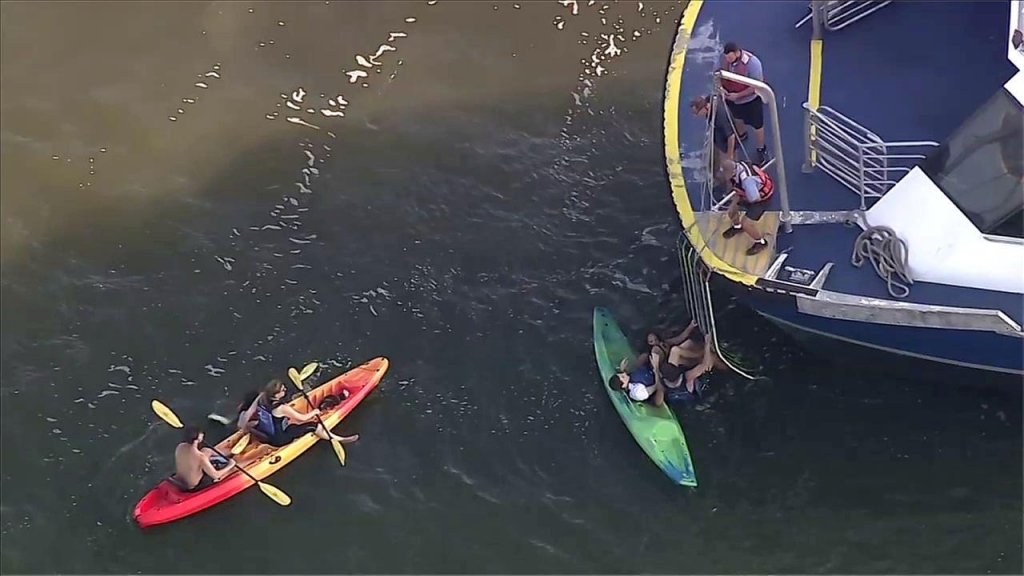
[795,0,893,31]
[803,103,938,210]
[713,70,793,233]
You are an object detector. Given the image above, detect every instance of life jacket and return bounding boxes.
[732,161,774,202]
[721,50,754,93]
[254,397,286,438]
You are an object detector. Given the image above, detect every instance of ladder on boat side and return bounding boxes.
[677,233,757,381]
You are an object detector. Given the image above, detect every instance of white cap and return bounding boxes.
[627,382,650,402]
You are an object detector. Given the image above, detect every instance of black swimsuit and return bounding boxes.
[659,339,703,386]
[660,361,685,385]
[649,341,687,385]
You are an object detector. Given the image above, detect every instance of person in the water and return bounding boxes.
[641,320,700,364]
[206,389,260,429]
[661,337,718,401]
[646,322,725,401]
[171,425,236,492]
[238,379,359,447]
[608,352,665,406]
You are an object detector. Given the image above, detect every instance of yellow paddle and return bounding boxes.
[298,361,318,381]
[150,400,291,506]
[287,367,346,466]
[230,432,250,455]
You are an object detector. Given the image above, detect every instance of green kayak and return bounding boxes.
[593,307,697,486]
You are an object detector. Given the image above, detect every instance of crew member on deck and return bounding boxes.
[720,42,768,166]
[720,157,773,256]
[690,95,736,161]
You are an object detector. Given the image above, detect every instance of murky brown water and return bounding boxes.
[2,1,1021,574]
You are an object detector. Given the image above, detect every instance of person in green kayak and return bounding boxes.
[239,379,359,447]
[608,352,666,406]
[172,425,237,492]
[644,321,725,401]
[641,319,701,365]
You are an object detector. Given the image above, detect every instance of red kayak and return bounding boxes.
[133,357,388,528]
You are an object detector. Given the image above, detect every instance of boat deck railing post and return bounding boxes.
[822,0,894,32]
[803,0,825,174]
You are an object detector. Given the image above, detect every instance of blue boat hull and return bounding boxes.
[721,282,1024,381]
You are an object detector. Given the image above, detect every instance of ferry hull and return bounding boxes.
[722,282,1024,383]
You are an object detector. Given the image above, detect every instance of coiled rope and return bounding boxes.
[851,225,913,298]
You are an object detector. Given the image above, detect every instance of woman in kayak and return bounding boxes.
[608,353,666,407]
[172,425,237,492]
[659,337,720,400]
[642,320,700,366]
[240,379,358,447]
[646,321,725,401]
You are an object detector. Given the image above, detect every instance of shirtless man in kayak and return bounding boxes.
[239,379,359,447]
[172,425,237,492]
[644,321,726,400]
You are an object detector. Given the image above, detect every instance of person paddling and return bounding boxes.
[171,425,237,492]
[238,379,358,447]
[209,386,350,432]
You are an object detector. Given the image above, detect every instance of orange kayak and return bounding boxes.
[133,357,388,528]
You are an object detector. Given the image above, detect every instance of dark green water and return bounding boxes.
[1,1,1020,573]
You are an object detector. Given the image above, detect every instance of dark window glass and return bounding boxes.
[989,207,1023,238]
[920,87,1024,238]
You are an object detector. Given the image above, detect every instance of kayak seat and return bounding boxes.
[166,475,190,492]
[318,394,343,411]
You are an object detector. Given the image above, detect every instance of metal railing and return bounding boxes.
[795,0,893,31]
[699,92,779,213]
[802,104,939,210]
[677,234,756,381]
[713,70,793,234]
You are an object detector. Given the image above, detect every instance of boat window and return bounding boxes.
[920,87,1024,239]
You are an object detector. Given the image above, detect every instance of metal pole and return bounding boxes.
[803,1,825,174]
[802,109,814,174]
[715,70,793,234]
[811,0,825,40]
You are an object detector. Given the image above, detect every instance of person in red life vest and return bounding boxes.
[720,42,768,166]
[720,157,773,255]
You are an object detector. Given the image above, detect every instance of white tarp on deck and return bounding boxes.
[1010,0,1024,70]
[864,167,1024,295]
[1008,1,1024,104]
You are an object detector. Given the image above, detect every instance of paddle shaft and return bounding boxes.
[200,442,265,487]
[293,386,333,440]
